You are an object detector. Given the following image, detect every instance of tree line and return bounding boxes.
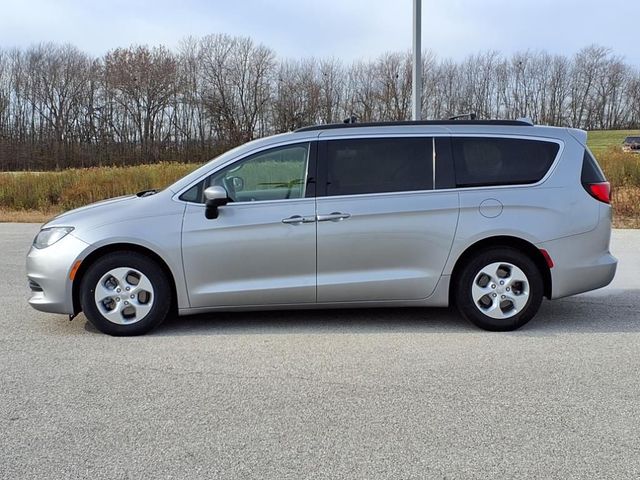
[0,35,638,170]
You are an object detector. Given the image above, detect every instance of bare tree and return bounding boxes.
[200,34,275,146]
[104,45,178,152]
[0,37,639,171]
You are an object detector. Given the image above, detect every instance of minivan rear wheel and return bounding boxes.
[454,248,543,331]
[80,252,172,336]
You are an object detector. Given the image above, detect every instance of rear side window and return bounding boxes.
[451,137,559,187]
[581,149,606,183]
[325,137,433,196]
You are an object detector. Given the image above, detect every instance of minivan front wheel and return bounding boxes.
[80,252,172,336]
[455,248,543,331]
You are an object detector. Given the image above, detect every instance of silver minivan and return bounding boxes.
[26,120,617,335]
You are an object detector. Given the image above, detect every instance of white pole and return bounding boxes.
[412,0,422,121]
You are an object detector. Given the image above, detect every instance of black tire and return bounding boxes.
[80,251,172,336]
[454,247,544,331]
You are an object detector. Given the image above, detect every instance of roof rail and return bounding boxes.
[449,113,477,121]
[295,119,534,132]
[516,117,534,126]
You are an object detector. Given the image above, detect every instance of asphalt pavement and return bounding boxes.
[1,223,639,479]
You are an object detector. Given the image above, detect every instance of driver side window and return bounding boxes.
[208,143,310,203]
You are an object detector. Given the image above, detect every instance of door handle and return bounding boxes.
[282,215,316,225]
[317,212,351,222]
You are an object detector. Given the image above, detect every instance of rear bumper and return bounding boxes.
[548,250,617,299]
[26,233,90,314]
[538,211,617,299]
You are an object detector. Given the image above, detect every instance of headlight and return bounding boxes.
[33,227,74,249]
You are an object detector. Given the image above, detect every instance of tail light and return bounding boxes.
[586,181,611,204]
[581,150,610,204]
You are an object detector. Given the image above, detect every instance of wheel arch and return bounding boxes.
[449,235,552,303]
[72,243,178,315]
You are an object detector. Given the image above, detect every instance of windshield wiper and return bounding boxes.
[136,189,158,197]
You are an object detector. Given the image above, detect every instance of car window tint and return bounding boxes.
[208,143,310,202]
[179,181,203,202]
[581,150,606,183]
[326,137,433,196]
[452,137,559,187]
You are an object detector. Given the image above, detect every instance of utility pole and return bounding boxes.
[412,0,422,121]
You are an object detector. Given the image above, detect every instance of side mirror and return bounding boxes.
[204,186,229,219]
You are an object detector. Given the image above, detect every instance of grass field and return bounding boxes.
[1,130,639,226]
[0,162,198,213]
[588,129,640,156]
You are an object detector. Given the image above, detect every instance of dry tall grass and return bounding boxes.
[0,163,198,211]
[1,150,639,226]
[597,148,640,226]
[597,148,640,187]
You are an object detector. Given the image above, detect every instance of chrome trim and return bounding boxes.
[174,133,565,203]
[187,196,316,209]
[282,215,316,225]
[432,136,436,189]
[317,212,351,222]
[318,134,564,197]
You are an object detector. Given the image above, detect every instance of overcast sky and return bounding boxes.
[0,0,637,64]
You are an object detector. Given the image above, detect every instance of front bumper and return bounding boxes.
[26,233,90,314]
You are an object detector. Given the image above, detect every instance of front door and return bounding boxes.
[181,142,317,308]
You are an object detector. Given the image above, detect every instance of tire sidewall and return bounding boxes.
[455,248,544,331]
[80,252,171,336]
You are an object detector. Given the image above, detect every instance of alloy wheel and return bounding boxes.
[471,262,530,319]
[94,267,155,325]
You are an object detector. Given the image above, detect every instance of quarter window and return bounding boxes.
[451,137,559,187]
[581,149,606,183]
[325,138,433,196]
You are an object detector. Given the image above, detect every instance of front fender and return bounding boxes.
[72,207,189,310]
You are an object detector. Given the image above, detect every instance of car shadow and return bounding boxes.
[150,306,470,336]
[111,288,640,337]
